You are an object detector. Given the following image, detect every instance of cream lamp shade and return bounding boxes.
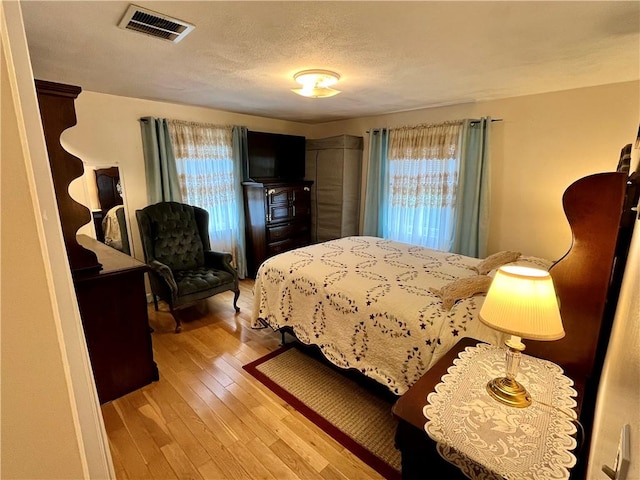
[479,265,564,341]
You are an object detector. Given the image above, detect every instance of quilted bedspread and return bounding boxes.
[252,236,509,395]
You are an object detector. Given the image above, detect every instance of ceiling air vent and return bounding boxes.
[118,4,195,43]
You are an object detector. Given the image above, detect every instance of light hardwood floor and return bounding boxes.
[101,279,385,479]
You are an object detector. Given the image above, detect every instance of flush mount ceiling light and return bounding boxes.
[291,69,341,98]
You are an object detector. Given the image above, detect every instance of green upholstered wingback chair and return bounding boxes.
[136,201,239,332]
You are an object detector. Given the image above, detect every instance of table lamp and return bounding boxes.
[479,265,564,408]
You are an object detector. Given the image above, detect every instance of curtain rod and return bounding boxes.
[470,118,503,125]
[366,118,503,133]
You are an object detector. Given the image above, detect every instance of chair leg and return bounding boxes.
[153,294,159,311]
[170,307,181,333]
[233,288,240,313]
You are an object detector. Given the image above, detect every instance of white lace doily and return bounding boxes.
[424,343,578,480]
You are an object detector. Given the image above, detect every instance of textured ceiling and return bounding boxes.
[21,1,640,124]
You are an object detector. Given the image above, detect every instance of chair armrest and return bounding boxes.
[204,251,238,278]
[149,259,178,294]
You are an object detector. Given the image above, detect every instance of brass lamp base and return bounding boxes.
[486,376,532,408]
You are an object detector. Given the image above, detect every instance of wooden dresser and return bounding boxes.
[75,235,158,403]
[243,180,313,277]
[36,79,157,403]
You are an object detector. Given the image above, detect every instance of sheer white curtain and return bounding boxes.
[167,120,245,274]
[384,122,463,250]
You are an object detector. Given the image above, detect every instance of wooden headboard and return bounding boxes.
[526,173,627,397]
[523,172,634,478]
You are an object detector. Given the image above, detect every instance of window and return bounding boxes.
[383,123,463,250]
[168,121,241,259]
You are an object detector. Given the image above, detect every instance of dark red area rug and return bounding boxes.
[243,344,401,480]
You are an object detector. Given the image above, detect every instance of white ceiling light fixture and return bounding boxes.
[291,69,341,98]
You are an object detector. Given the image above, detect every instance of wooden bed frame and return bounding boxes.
[526,172,628,411]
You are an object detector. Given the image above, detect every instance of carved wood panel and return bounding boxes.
[35,79,101,273]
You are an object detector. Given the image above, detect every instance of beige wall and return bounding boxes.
[311,81,640,261]
[1,21,85,480]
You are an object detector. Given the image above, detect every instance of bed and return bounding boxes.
[252,171,637,405]
[252,236,551,394]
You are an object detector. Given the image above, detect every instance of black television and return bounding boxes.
[244,131,306,182]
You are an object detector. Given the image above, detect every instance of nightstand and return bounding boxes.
[393,338,477,479]
[392,338,578,480]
